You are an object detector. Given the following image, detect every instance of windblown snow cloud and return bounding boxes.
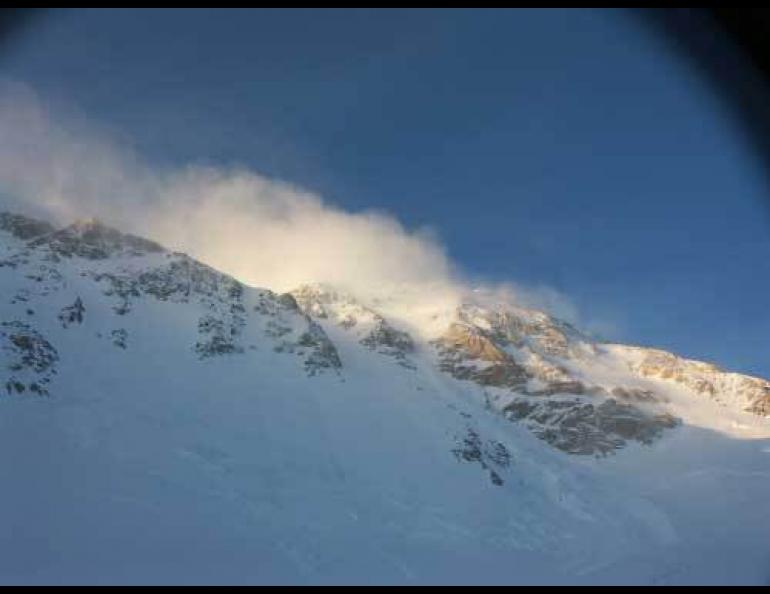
[0,81,592,335]
[0,82,454,295]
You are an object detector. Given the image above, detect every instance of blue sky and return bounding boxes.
[3,8,770,377]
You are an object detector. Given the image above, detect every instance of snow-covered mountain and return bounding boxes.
[0,212,768,585]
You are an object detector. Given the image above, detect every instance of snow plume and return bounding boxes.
[0,81,585,336]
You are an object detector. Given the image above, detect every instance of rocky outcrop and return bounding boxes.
[452,426,512,486]
[111,328,128,349]
[619,346,770,417]
[296,321,343,376]
[433,305,678,455]
[59,297,85,328]
[456,304,595,360]
[30,219,164,260]
[257,290,342,376]
[0,321,58,396]
[360,319,416,370]
[503,397,679,455]
[88,254,248,358]
[433,322,529,389]
[196,314,244,358]
[291,284,416,369]
[0,215,343,376]
[0,209,765,464]
[0,212,56,240]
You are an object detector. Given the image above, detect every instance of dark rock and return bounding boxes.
[58,297,85,328]
[452,427,512,486]
[504,396,680,455]
[0,212,55,240]
[29,219,164,260]
[434,323,529,389]
[0,321,58,396]
[297,321,342,376]
[277,293,300,311]
[195,315,243,358]
[360,319,416,370]
[111,328,128,349]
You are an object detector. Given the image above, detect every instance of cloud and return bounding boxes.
[0,80,593,338]
[0,81,157,224]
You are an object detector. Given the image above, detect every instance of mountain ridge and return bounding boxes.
[0,210,768,584]
[1,211,767,454]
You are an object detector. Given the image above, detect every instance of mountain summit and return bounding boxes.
[0,212,768,585]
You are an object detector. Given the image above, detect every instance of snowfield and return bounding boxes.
[0,213,768,585]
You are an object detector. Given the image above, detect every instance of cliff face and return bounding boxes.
[287,282,768,456]
[615,345,770,416]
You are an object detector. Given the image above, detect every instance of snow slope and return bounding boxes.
[0,213,768,585]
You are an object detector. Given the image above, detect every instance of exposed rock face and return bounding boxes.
[111,328,128,349]
[290,281,769,455]
[277,292,300,312]
[296,321,343,376]
[89,254,247,314]
[59,297,85,328]
[196,314,244,358]
[88,254,249,358]
[257,289,342,376]
[0,321,58,395]
[433,322,529,389]
[287,287,685,456]
[432,304,678,455]
[360,319,415,370]
[452,426,512,486]
[0,213,341,381]
[503,397,680,455]
[619,346,770,416]
[0,210,766,464]
[746,396,770,416]
[456,304,595,360]
[29,219,164,260]
[291,284,416,369]
[0,212,56,240]
[429,297,770,454]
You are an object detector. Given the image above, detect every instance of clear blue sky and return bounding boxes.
[4,8,770,378]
